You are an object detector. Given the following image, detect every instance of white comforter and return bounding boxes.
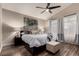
[22,34,49,48]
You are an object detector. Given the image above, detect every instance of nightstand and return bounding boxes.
[14,36,23,46]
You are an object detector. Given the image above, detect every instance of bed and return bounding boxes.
[22,34,49,55]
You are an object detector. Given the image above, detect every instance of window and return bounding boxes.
[63,14,77,43]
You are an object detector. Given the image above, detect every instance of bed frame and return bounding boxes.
[22,41,46,56]
[19,31,46,56]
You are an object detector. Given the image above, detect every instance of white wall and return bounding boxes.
[38,20,49,33]
[0,4,2,52]
[2,9,24,47]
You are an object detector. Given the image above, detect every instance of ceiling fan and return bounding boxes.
[36,3,61,14]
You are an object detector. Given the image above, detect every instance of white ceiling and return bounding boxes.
[2,3,71,20]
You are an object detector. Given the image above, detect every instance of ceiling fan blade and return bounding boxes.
[46,3,50,8]
[49,6,61,9]
[36,6,46,9]
[41,10,46,14]
[49,10,52,14]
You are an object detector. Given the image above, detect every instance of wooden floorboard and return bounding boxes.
[0,43,79,56]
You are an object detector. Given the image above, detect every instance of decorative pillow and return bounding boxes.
[47,33,53,41]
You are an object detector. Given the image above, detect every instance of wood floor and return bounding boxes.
[0,43,79,56]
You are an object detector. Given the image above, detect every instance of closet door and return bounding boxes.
[50,20,58,41]
[63,14,77,43]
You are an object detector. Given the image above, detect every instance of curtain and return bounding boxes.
[63,14,77,43]
[49,14,79,44]
[50,20,58,41]
[75,14,79,44]
[58,18,64,42]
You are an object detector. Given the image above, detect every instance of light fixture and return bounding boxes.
[46,9,49,12]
